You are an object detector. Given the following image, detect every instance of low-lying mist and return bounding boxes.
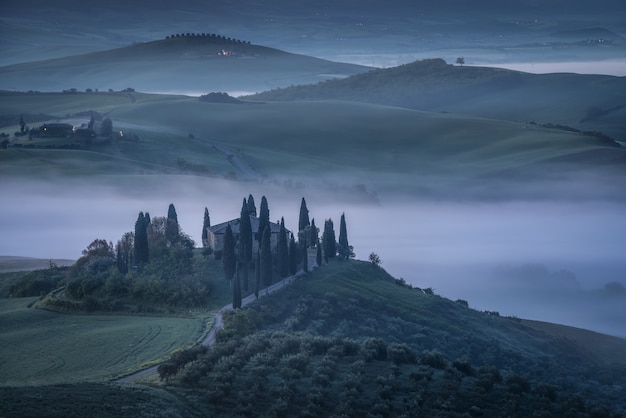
[2,176,625,337]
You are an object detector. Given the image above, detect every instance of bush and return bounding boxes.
[419,350,447,369]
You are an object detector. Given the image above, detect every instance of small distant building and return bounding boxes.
[39,123,74,137]
[207,215,287,254]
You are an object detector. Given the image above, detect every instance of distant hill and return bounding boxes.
[0,35,370,94]
[248,58,626,139]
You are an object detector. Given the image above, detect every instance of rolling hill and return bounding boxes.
[0,35,370,94]
[249,58,626,139]
[1,260,625,416]
[1,91,624,201]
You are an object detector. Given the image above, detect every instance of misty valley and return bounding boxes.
[1,1,626,416]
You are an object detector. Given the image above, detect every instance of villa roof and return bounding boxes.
[208,215,285,235]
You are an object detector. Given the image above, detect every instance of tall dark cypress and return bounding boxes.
[298,197,310,233]
[255,250,261,299]
[302,235,309,273]
[258,196,270,244]
[166,203,179,244]
[134,212,149,264]
[289,233,297,276]
[322,219,336,262]
[338,212,350,260]
[316,238,322,267]
[232,264,242,309]
[247,194,257,217]
[310,218,319,249]
[260,226,273,292]
[202,207,210,247]
[239,198,252,291]
[277,217,289,278]
[222,224,236,281]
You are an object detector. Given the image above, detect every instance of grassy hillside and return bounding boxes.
[2,91,623,200]
[0,297,207,386]
[2,260,624,416]
[249,58,626,139]
[0,36,370,94]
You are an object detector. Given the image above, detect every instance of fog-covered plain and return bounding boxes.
[2,176,625,336]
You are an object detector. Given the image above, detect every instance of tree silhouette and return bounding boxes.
[239,198,252,291]
[258,196,269,244]
[202,207,210,247]
[223,224,236,281]
[134,212,149,264]
[277,217,289,278]
[338,213,350,260]
[260,227,273,293]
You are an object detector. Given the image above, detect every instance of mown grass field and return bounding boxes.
[0,297,207,386]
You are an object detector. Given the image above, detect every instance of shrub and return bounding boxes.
[419,350,447,369]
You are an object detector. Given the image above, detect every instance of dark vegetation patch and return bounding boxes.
[156,260,626,416]
[0,384,194,418]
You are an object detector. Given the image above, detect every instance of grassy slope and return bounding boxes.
[2,260,625,416]
[249,59,626,138]
[2,91,621,198]
[0,297,206,386]
[0,37,370,93]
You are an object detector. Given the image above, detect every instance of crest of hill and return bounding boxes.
[0,36,370,94]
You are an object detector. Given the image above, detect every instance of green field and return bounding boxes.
[3,92,619,200]
[0,297,207,386]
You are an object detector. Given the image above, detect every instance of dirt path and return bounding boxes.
[117,262,315,383]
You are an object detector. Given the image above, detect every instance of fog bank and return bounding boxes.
[2,177,624,336]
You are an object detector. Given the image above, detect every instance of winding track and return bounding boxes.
[116,264,313,383]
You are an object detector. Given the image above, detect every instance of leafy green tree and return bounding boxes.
[247,194,257,217]
[322,219,336,262]
[277,217,289,278]
[289,233,297,275]
[223,224,236,281]
[298,197,310,234]
[202,207,210,247]
[134,212,149,264]
[258,196,269,244]
[260,226,273,292]
[369,252,381,267]
[101,117,113,137]
[338,213,350,260]
[239,198,253,291]
[116,232,133,274]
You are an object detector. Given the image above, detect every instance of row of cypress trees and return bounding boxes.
[222,196,351,309]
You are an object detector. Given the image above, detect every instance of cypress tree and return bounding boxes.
[239,198,252,291]
[260,226,273,293]
[166,203,179,244]
[167,203,178,223]
[310,218,319,249]
[202,207,210,247]
[247,194,257,217]
[289,233,297,275]
[302,235,308,273]
[222,224,236,281]
[255,250,261,299]
[277,217,289,278]
[316,238,322,267]
[258,196,270,244]
[322,219,336,262]
[134,212,149,264]
[338,212,350,260]
[232,264,242,309]
[298,197,310,233]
